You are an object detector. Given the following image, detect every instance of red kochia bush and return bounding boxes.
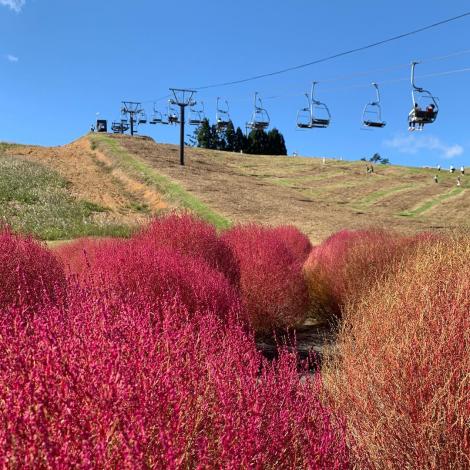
[270,225,313,265]
[0,290,349,468]
[136,214,240,286]
[327,235,469,468]
[304,229,411,318]
[53,237,120,278]
[222,224,310,331]
[0,227,65,308]
[92,240,241,319]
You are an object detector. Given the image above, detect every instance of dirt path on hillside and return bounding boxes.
[3,137,165,228]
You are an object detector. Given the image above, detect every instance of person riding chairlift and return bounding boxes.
[426,103,436,119]
[409,103,425,131]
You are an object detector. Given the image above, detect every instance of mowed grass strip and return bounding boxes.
[353,184,418,208]
[91,134,231,230]
[0,155,131,240]
[400,187,465,217]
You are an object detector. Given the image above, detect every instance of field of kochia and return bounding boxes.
[0,214,468,468]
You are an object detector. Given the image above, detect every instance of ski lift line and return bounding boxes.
[246,65,470,103]
[135,47,470,106]
[244,47,470,97]
[192,11,470,90]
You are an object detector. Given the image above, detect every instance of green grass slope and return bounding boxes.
[0,152,131,240]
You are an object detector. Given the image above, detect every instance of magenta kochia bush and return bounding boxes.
[222,224,310,331]
[0,226,65,308]
[95,241,241,318]
[53,236,119,278]
[270,224,313,265]
[136,214,240,285]
[0,290,349,468]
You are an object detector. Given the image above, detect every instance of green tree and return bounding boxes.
[267,128,287,155]
[246,129,269,155]
[196,119,213,149]
[370,153,382,163]
[223,121,236,152]
[234,127,247,153]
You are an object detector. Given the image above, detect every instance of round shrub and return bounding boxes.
[0,290,349,468]
[93,240,241,319]
[0,227,65,309]
[136,214,240,286]
[326,235,469,468]
[53,237,121,278]
[304,229,411,319]
[270,225,313,265]
[222,224,310,332]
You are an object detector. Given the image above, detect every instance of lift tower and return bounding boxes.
[169,88,196,166]
[121,101,143,136]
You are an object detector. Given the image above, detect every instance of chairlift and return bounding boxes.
[111,121,121,134]
[408,61,438,131]
[216,97,231,129]
[189,101,206,126]
[296,82,331,129]
[149,104,163,125]
[246,92,270,131]
[138,111,147,125]
[296,93,313,129]
[168,101,180,125]
[362,82,386,128]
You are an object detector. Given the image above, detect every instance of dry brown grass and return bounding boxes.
[4,133,469,242]
[115,134,469,243]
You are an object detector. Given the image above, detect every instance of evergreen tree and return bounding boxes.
[234,127,247,153]
[224,121,236,152]
[196,119,213,149]
[267,128,287,155]
[246,129,269,155]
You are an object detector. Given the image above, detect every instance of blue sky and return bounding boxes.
[1,0,470,167]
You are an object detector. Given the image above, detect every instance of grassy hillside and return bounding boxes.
[110,134,469,242]
[0,147,131,240]
[1,134,468,241]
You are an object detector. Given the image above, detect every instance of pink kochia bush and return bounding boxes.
[0,288,349,468]
[270,225,313,265]
[96,241,241,318]
[222,224,310,332]
[54,236,118,278]
[0,226,65,309]
[135,214,240,286]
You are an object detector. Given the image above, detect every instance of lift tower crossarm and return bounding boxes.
[121,101,143,136]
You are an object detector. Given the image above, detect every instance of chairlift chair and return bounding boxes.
[362,82,386,128]
[138,111,147,125]
[111,121,121,134]
[296,82,331,129]
[216,97,231,129]
[310,82,330,128]
[189,101,205,126]
[149,104,163,125]
[168,101,180,125]
[246,92,270,131]
[408,61,438,131]
[296,93,313,129]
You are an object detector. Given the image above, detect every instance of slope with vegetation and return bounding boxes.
[1,134,468,242]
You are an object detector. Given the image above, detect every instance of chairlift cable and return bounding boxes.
[192,11,470,90]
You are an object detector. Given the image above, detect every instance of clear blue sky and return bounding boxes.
[1,0,470,167]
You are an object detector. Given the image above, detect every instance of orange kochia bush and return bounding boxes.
[325,235,470,469]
